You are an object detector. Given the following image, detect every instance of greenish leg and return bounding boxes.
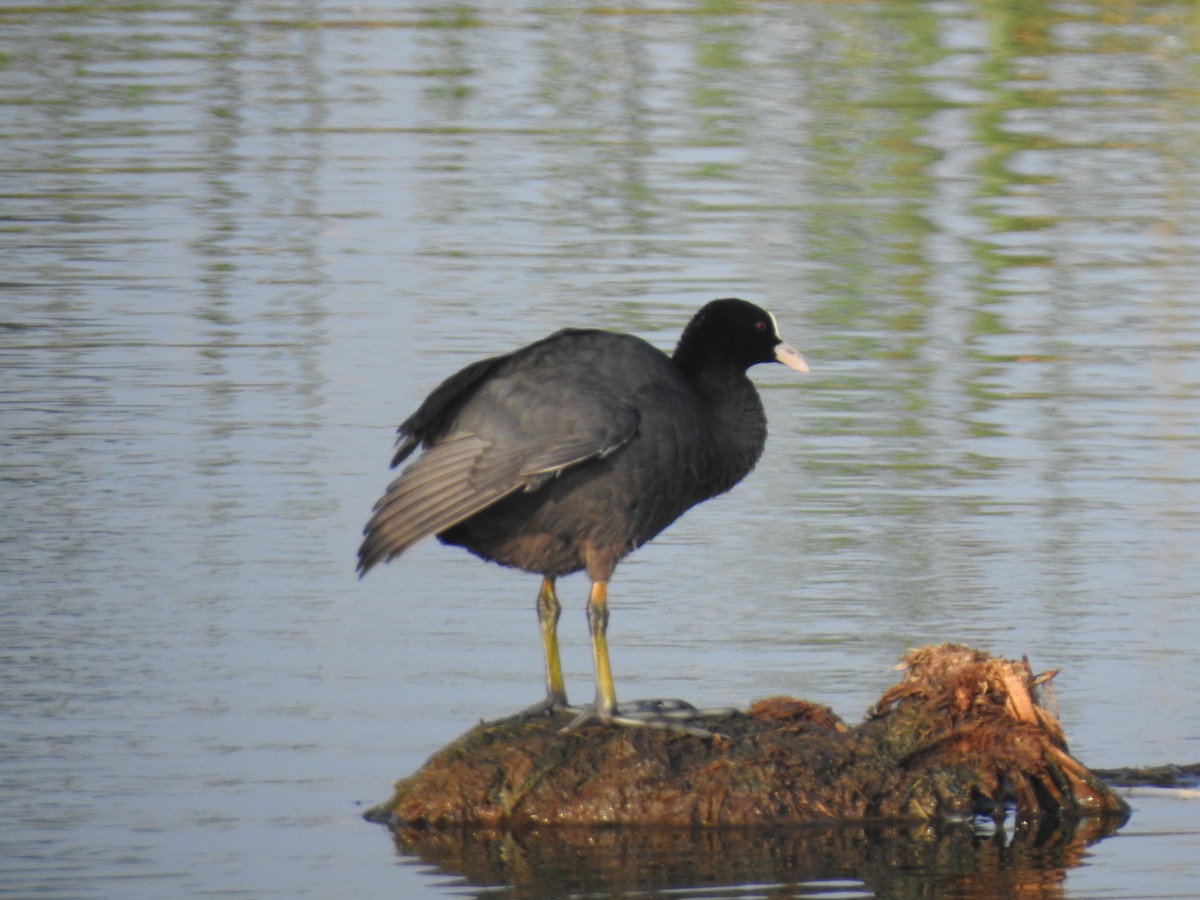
[536,576,568,708]
[586,581,617,719]
[562,580,725,738]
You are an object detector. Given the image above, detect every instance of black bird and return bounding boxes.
[358,298,807,730]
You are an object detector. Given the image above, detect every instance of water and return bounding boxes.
[2,1,1198,896]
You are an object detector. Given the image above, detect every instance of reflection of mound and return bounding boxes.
[368,644,1129,828]
[387,814,1124,898]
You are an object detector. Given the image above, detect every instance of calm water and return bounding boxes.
[2,1,1198,897]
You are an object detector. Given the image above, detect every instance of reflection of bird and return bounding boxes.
[358,298,807,731]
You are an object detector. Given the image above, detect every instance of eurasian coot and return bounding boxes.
[358,298,807,731]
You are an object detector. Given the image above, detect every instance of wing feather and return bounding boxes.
[357,419,636,574]
[359,331,656,575]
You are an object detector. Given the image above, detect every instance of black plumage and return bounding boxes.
[358,298,807,727]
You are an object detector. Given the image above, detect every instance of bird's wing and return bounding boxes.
[357,395,637,573]
[390,352,514,467]
[389,329,610,468]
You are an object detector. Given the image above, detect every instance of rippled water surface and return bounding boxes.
[2,1,1198,897]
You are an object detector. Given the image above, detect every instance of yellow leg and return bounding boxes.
[536,577,568,708]
[565,579,718,737]
[586,580,617,718]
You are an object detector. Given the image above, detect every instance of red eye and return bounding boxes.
[755,321,767,331]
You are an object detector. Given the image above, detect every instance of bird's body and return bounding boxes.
[359,299,807,730]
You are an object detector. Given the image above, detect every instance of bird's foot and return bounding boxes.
[511,694,582,721]
[561,698,735,739]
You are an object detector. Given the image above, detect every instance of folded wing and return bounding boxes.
[357,387,637,574]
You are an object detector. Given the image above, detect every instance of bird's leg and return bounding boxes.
[519,576,571,717]
[562,580,733,739]
[587,580,618,720]
[563,580,618,731]
[537,576,569,709]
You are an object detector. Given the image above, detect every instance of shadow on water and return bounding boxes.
[386,814,1125,898]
